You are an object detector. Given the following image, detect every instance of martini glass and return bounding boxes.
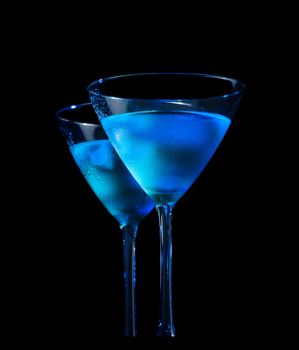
[88,73,245,337]
[56,103,155,336]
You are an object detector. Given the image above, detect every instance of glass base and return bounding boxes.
[157,323,176,337]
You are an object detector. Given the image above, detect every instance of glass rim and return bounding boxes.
[87,72,246,101]
[55,102,100,127]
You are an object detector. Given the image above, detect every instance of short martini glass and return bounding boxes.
[88,73,245,336]
[56,103,155,336]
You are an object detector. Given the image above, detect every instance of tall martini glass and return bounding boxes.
[56,103,155,336]
[88,73,245,336]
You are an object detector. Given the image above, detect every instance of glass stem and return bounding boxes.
[121,223,138,337]
[156,204,176,337]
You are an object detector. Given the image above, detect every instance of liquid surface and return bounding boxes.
[71,140,154,226]
[102,111,231,204]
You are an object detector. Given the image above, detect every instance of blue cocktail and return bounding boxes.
[102,110,230,205]
[56,103,155,336]
[88,73,245,336]
[71,140,154,225]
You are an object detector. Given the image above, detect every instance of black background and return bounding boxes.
[7,5,287,347]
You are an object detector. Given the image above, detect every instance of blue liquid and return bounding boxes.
[102,111,231,204]
[70,140,154,226]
